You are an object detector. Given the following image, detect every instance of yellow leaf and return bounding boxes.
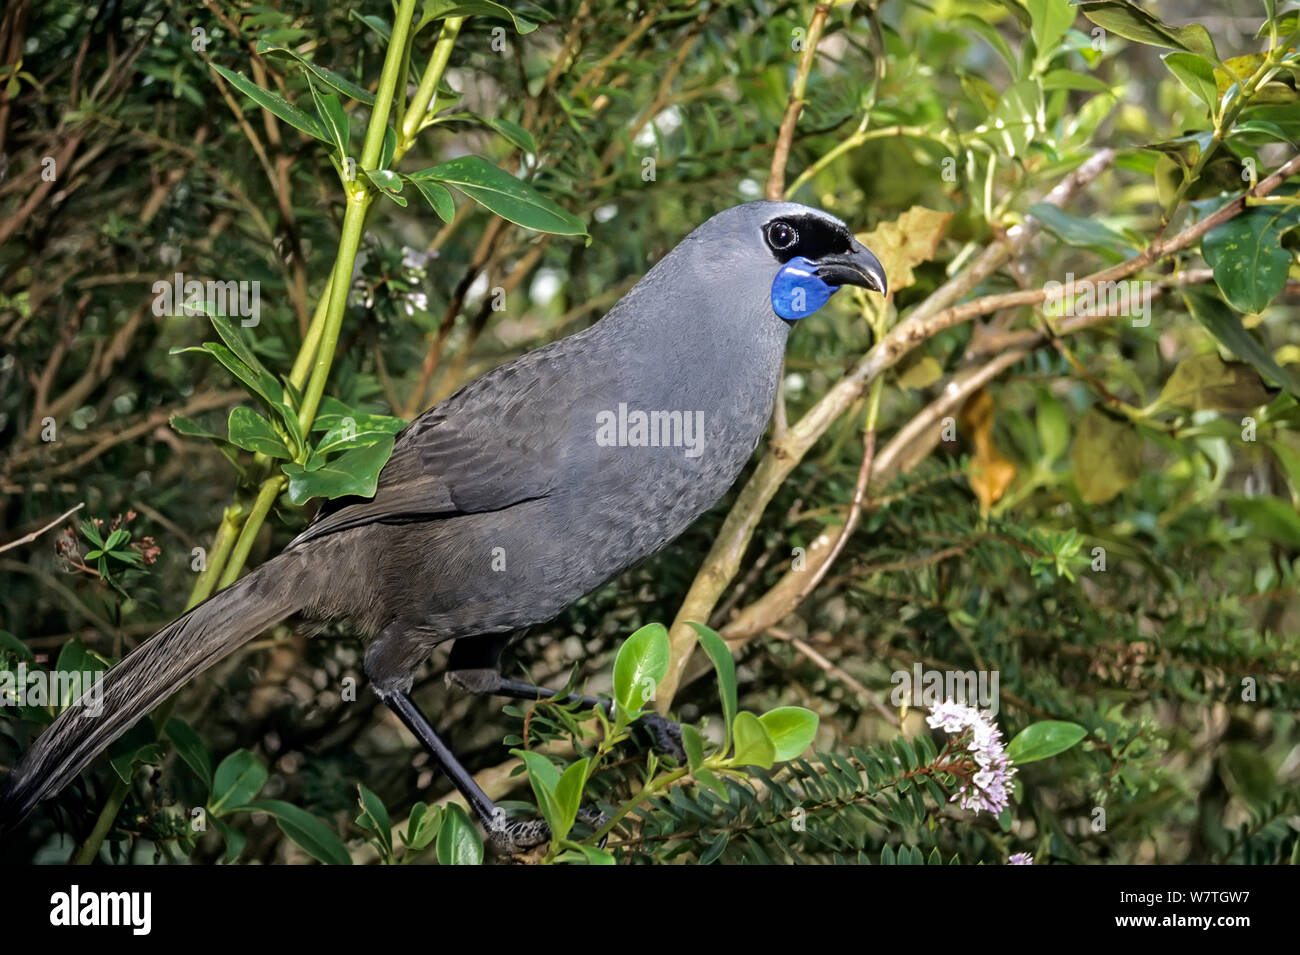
[960,388,1016,512]
[857,205,952,293]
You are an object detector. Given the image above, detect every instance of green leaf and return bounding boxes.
[0,630,35,664]
[1029,202,1133,253]
[436,804,484,865]
[1163,52,1218,110]
[983,79,1042,157]
[256,43,376,104]
[1157,353,1274,412]
[211,64,325,142]
[1070,408,1144,504]
[694,768,728,799]
[730,711,776,769]
[1036,388,1069,462]
[611,623,670,717]
[1076,1,1219,62]
[211,817,245,864]
[409,156,586,235]
[556,845,616,865]
[403,802,442,853]
[552,757,590,843]
[1007,721,1087,763]
[310,397,407,435]
[281,436,396,504]
[1227,495,1300,549]
[363,168,407,207]
[1041,69,1114,93]
[1202,206,1300,314]
[227,407,292,459]
[681,723,706,773]
[355,783,393,861]
[515,749,564,834]
[236,800,352,865]
[165,717,213,792]
[418,0,543,35]
[758,707,819,762]
[209,748,268,815]
[1025,0,1075,70]
[307,80,349,158]
[687,622,737,742]
[108,720,163,784]
[1182,287,1300,395]
[406,176,456,222]
[433,111,537,153]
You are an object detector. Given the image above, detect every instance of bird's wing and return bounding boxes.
[289,339,595,546]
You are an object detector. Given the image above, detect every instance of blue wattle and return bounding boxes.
[771,255,837,321]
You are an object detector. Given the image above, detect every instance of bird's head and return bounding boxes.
[691,201,887,324]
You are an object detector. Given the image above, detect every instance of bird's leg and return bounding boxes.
[379,689,554,855]
[445,637,685,761]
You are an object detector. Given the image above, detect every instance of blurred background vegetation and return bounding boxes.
[1,0,1298,864]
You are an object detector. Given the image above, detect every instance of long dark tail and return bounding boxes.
[0,551,305,833]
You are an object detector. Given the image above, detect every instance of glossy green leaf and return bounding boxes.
[1076,1,1219,62]
[1182,287,1300,395]
[1163,52,1218,110]
[687,621,737,741]
[211,64,325,141]
[210,748,267,815]
[355,783,393,860]
[1202,205,1300,314]
[1006,720,1087,763]
[307,81,349,158]
[418,0,543,35]
[409,156,586,235]
[282,436,395,504]
[1029,202,1133,253]
[256,43,376,104]
[436,803,484,865]
[681,723,706,773]
[551,757,589,842]
[227,407,292,459]
[612,622,670,717]
[730,711,776,769]
[403,802,442,853]
[237,800,352,865]
[406,176,456,222]
[758,707,819,762]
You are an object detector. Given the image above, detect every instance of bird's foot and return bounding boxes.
[637,711,686,762]
[485,806,610,858]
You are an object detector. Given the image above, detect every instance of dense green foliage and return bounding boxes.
[1,0,1298,864]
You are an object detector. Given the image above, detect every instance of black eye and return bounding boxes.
[767,221,798,251]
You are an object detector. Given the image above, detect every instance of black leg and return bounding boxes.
[381,689,551,854]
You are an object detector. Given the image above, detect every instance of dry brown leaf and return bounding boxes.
[856,205,953,293]
[960,387,1016,512]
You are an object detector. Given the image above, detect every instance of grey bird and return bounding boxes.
[0,200,885,851]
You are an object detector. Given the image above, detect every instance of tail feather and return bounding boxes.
[0,552,302,833]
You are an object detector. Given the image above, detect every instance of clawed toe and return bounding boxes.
[638,712,687,762]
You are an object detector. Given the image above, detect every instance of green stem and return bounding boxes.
[71,782,129,864]
[401,18,463,147]
[186,503,244,608]
[217,475,286,590]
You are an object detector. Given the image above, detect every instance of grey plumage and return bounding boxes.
[0,200,885,832]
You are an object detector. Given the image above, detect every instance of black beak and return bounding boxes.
[814,243,887,296]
